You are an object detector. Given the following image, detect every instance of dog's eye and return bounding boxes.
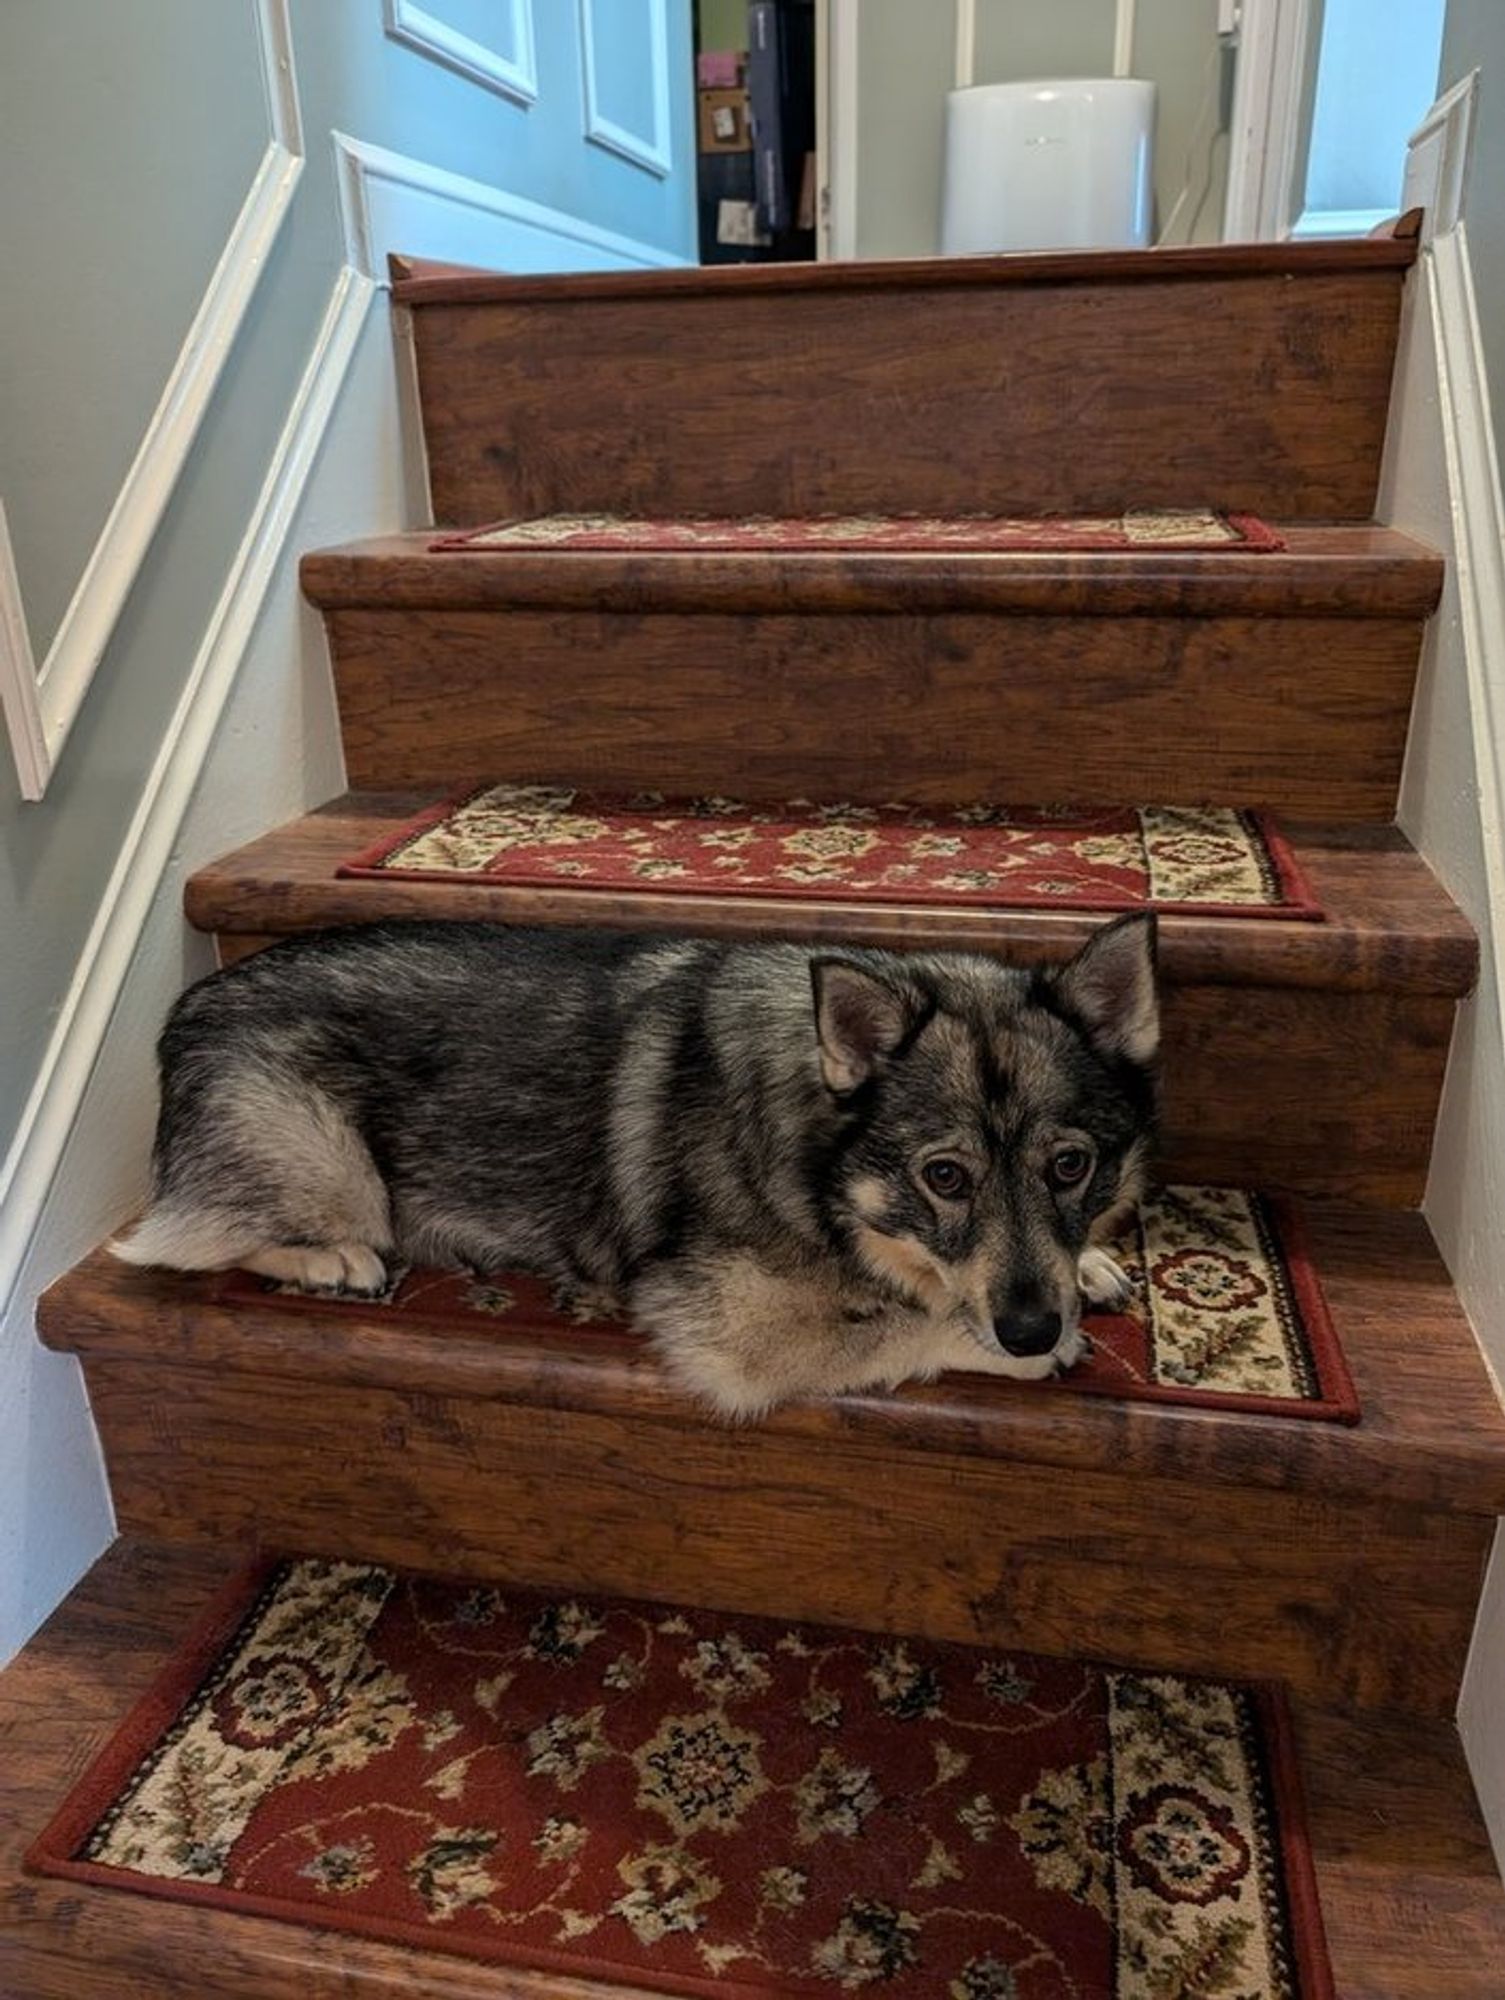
[922,1158,972,1200]
[1048,1146,1093,1190]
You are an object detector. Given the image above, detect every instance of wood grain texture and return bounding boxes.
[406,263,1409,522]
[1155,985,1452,1203]
[26,1366,1498,1720]
[38,1209,1505,1518]
[299,525,1446,621]
[323,607,1424,819]
[188,793,1478,997]
[4,1537,1502,1999]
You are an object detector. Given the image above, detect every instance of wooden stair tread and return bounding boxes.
[185,792,1478,998]
[0,1539,658,1999]
[392,231,1420,306]
[300,524,1445,618]
[37,1207,1505,1518]
[3,1534,1502,2000]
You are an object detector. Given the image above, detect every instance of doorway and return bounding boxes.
[819,0,1239,261]
[692,0,817,264]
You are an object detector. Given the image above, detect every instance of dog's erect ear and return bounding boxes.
[810,959,922,1094]
[1053,913,1159,1066]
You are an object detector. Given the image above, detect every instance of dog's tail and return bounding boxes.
[110,1205,261,1273]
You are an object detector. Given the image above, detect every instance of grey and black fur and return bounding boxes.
[115,916,1159,1416]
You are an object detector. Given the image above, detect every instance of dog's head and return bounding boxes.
[812,915,1158,1359]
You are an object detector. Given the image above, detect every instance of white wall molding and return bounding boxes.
[0,510,49,800]
[0,0,304,803]
[1404,70,1477,239]
[333,131,683,278]
[1223,0,1312,241]
[381,0,537,106]
[578,0,673,177]
[1382,76,1505,1878]
[1424,227,1505,1874]
[0,267,376,1324]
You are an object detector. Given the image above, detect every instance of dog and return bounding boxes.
[113,915,1158,1417]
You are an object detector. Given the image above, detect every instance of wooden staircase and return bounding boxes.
[5,235,1505,1998]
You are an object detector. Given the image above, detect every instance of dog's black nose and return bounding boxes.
[994,1309,1062,1356]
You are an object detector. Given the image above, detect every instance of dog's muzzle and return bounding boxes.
[992,1309,1063,1357]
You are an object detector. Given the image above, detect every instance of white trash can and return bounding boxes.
[941,78,1156,255]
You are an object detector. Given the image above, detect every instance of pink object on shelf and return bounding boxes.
[697,48,744,88]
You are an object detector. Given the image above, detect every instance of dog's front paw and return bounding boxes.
[552,1276,629,1324]
[1050,1322,1092,1376]
[1078,1245,1134,1311]
[244,1242,390,1297]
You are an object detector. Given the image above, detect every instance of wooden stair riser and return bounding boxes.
[405,261,1410,522]
[73,1356,1490,1719]
[205,935,1451,1207]
[322,609,1424,819]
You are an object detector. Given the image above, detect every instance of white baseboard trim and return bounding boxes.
[1428,225,1505,1071]
[1426,236,1505,1872]
[333,131,683,280]
[1390,73,1505,1879]
[0,0,304,803]
[0,267,376,1324]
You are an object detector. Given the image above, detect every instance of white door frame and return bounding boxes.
[815,0,858,259]
[1222,0,1315,240]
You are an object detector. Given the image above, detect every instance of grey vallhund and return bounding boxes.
[113,915,1159,1417]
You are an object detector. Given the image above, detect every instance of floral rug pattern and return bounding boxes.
[431,509,1285,555]
[337,788,1320,919]
[33,1562,1329,1998]
[215,1187,1357,1424]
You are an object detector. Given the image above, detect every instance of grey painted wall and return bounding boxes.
[0,2,268,661]
[0,0,695,1166]
[854,0,958,259]
[973,0,1117,83]
[1132,0,1231,244]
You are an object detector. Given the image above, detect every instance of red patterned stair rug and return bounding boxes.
[29,1557,1334,1999]
[215,1187,1359,1424]
[337,789,1323,921]
[430,507,1286,554]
